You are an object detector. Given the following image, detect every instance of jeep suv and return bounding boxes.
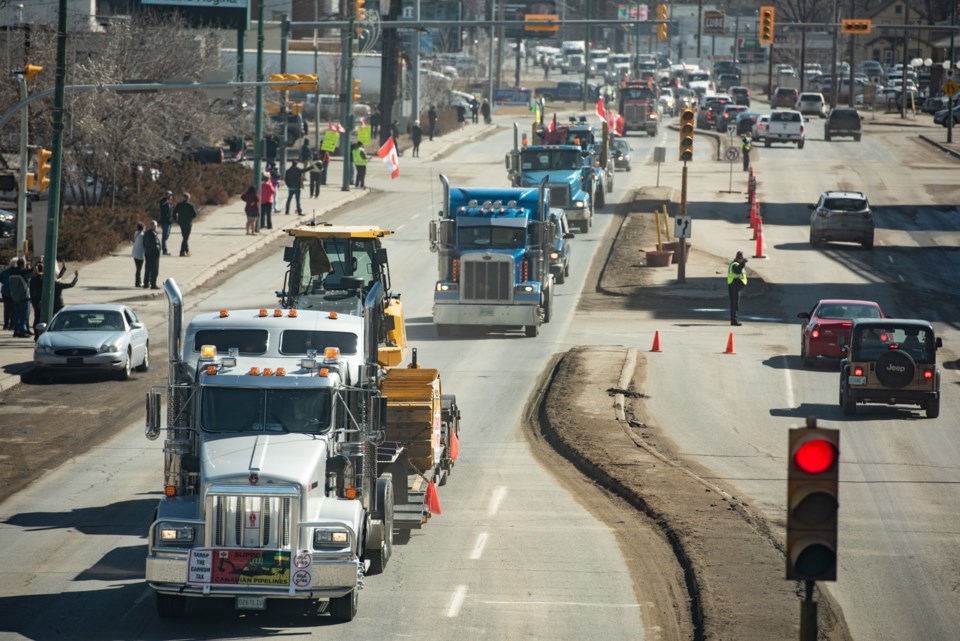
[839,319,942,418]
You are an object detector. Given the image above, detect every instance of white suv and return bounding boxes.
[796,92,826,118]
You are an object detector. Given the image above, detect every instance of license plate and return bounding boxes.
[478,308,494,317]
[67,357,83,366]
[848,375,866,385]
[236,596,267,610]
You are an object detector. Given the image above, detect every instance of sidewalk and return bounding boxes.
[0,121,497,392]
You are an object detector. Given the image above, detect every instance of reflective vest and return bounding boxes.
[727,260,747,285]
[352,146,368,166]
[741,138,751,153]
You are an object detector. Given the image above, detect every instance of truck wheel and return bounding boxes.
[542,289,552,323]
[595,187,605,208]
[841,384,856,416]
[862,235,874,250]
[365,478,394,576]
[926,398,940,419]
[328,590,358,622]
[524,324,539,338]
[825,132,832,141]
[555,268,565,285]
[156,593,187,618]
[798,140,805,149]
[564,261,570,278]
[764,140,771,148]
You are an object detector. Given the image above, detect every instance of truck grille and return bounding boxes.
[462,256,513,301]
[548,183,571,208]
[211,494,293,548]
[624,104,645,120]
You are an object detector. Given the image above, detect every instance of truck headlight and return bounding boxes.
[158,525,196,545]
[550,251,560,260]
[515,284,536,293]
[314,527,351,550]
[574,200,585,208]
[436,282,458,292]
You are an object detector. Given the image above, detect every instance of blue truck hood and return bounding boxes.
[521,170,581,187]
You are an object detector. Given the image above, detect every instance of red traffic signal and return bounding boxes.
[786,424,839,582]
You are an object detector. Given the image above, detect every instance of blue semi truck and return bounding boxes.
[429,175,556,338]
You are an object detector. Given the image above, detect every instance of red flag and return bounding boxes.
[328,121,346,133]
[547,113,557,133]
[596,98,606,123]
[377,136,400,179]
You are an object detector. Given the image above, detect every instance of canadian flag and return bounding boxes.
[596,98,606,123]
[377,136,400,179]
[547,113,557,133]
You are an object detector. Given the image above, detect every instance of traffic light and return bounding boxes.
[35,148,52,192]
[759,6,775,45]
[656,4,668,41]
[269,73,318,91]
[351,78,362,103]
[679,108,695,162]
[354,0,365,22]
[22,64,43,80]
[786,424,840,582]
[841,19,872,34]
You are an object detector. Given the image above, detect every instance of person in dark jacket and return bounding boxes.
[143,220,162,289]
[428,105,438,141]
[481,99,491,124]
[411,121,423,157]
[174,193,197,257]
[284,160,304,215]
[1,257,18,330]
[29,262,43,337]
[158,191,174,255]
[9,258,31,337]
[52,269,79,314]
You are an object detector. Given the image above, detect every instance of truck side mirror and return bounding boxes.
[145,390,162,441]
[429,220,438,252]
[283,246,296,263]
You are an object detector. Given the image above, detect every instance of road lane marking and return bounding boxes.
[481,599,641,608]
[487,485,507,517]
[470,532,488,560]
[783,360,795,409]
[447,585,467,617]
[888,255,894,263]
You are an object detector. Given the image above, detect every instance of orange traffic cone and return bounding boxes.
[724,332,736,354]
[449,429,460,462]
[754,218,766,258]
[749,196,758,228]
[651,331,662,352]
[425,480,442,515]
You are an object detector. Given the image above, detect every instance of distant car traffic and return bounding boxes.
[548,209,574,284]
[771,87,799,109]
[730,86,751,107]
[824,108,862,141]
[752,114,770,141]
[611,137,632,171]
[32,304,149,382]
[798,299,885,366]
[808,190,874,249]
[716,104,748,132]
[735,112,760,136]
[796,92,826,118]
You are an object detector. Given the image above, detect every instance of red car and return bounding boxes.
[798,299,885,366]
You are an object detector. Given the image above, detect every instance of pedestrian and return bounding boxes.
[318,148,331,185]
[158,191,174,255]
[741,135,752,172]
[308,150,324,197]
[52,268,79,314]
[259,173,275,231]
[29,262,43,337]
[470,98,479,124]
[428,105,438,141]
[269,163,282,212]
[284,160,304,215]
[174,193,197,257]
[456,104,466,128]
[299,137,312,164]
[132,221,145,287]
[352,142,368,188]
[390,121,403,156]
[543,58,550,79]
[241,185,259,235]
[411,120,423,157]
[481,98,491,124]
[1,257,17,330]
[370,106,381,137]
[9,257,31,337]
[143,220,162,289]
[727,250,748,326]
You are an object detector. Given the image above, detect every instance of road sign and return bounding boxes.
[704,11,725,35]
[674,216,691,239]
[944,80,959,97]
[724,146,740,162]
[525,14,559,32]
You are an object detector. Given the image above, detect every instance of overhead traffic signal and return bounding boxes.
[786,423,839,582]
[269,73,319,92]
[656,4,668,41]
[679,108,695,162]
[759,6,776,45]
[352,78,362,103]
[354,0,365,22]
[35,148,52,192]
[21,64,43,80]
[841,19,872,34]
[656,3,667,21]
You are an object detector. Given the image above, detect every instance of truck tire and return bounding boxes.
[328,589,358,622]
[841,383,856,416]
[854,134,861,142]
[156,593,187,618]
[595,186,605,208]
[825,132,832,141]
[524,324,539,338]
[926,397,940,419]
[798,139,805,149]
[365,477,394,576]
[555,266,565,284]
[764,139,771,148]
[542,288,552,323]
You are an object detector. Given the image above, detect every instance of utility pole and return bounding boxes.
[411,0,421,125]
[279,13,290,174]
[341,3,355,191]
[253,0,265,195]
[696,0,703,59]
[949,0,956,142]
[900,2,909,118]
[830,0,839,108]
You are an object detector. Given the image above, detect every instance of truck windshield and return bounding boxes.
[458,226,526,248]
[521,149,581,171]
[621,88,655,101]
[200,387,332,434]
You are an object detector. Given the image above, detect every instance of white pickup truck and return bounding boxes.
[765,110,806,148]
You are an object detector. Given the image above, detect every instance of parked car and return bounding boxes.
[797,299,885,367]
[933,104,960,126]
[824,108,862,141]
[548,209,575,284]
[611,137,632,172]
[796,92,826,118]
[716,104,748,132]
[921,95,950,115]
[771,86,800,109]
[0,208,13,238]
[808,190,874,249]
[752,114,770,141]
[839,319,942,418]
[32,304,150,382]
[729,86,751,107]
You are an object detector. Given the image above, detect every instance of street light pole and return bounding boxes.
[15,72,29,259]
[949,1,956,143]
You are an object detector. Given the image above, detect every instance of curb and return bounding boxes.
[918,133,960,160]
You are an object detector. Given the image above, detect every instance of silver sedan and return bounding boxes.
[32,304,149,381]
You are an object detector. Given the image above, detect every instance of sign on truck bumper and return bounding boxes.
[433,301,539,327]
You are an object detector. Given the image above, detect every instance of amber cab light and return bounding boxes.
[258,309,268,317]
[273,309,283,317]
[289,310,298,318]
[219,309,229,318]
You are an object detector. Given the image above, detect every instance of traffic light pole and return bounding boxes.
[800,579,817,641]
[15,73,29,258]
[678,163,687,284]
[341,13,355,192]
